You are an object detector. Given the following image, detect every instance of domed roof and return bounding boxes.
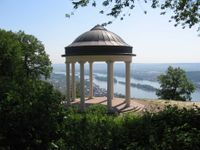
[63,25,134,56]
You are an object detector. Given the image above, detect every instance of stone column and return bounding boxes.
[89,61,93,99]
[71,62,76,101]
[125,61,131,107]
[66,62,70,105]
[79,61,85,111]
[107,61,114,111]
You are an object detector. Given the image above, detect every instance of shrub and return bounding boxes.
[86,104,107,115]
[58,105,200,150]
[0,80,65,150]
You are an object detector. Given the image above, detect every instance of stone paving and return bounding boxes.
[71,97,146,113]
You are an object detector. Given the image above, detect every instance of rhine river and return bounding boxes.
[85,73,200,102]
[54,71,200,102]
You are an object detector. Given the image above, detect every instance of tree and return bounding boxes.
[0,29,52,101]
[156,66,195,101]
[0,80,65,149]
[0,29,64,149]
[69,0,200,30]
[0,29,52,83]
[16,31,52,79]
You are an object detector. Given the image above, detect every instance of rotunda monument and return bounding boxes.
[62,25,136,111]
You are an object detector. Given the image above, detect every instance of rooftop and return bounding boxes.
[63,25,135,56]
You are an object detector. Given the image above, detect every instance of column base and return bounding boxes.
[107,107,115,114]
[125,100,130,107]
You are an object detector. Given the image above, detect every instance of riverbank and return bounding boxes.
[48,72,200,101]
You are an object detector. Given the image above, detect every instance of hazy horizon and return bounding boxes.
[53,62,200,64]
[52,63,200,72]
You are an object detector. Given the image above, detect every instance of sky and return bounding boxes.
[0,0,199,64]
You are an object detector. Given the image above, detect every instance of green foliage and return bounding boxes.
[0,29,63,149]
[16,31,52,79]
[86,104,107,115]
[0,80,65,149]
[69,0,200,30]
[59,105,120,149]
[0,30,21,81]
[156,66,195,101]
[56,105,200,150]
[0,29,52,82]
[147,105,200,150]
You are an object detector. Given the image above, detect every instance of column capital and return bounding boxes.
[71,61,76,64]
[78,61,86,64]
[65,61,71,64]
[88,61,94,63]
[125,61,132,64]
[106,61,114,64]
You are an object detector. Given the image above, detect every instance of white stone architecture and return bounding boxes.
[62,25,136,112]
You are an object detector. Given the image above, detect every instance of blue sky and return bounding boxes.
[0,0,199,64]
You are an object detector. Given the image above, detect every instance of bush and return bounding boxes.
[0,80,65,150]
[86,104,107,115]
[1,94,200,150]
[57,105,200,150]
[148,105,200,150]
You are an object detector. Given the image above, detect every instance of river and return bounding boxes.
[54,71,200,101]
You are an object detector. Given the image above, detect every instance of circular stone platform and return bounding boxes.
[71,97,146,113]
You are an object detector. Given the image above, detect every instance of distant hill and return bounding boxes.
[186,71,200,82]
[53,63,200,81]
[53,63,200,73]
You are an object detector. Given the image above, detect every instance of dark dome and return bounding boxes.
[63,25,134,56]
